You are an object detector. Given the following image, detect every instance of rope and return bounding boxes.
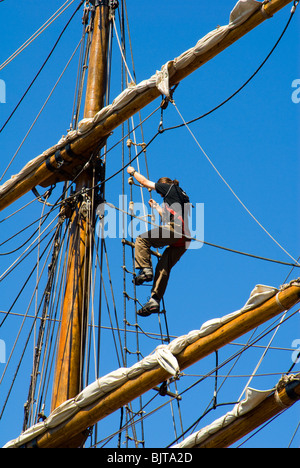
[0,0,84,135]
[112,1,183,443]
[0,0,76,71]
[288,420,300,448]
[237,312,287,402]
[0,225,61,329]
[172,101,300,267]
[112,15,134,84]
[162,4,298,133]
[0,38,83,183]
[104,202,300,269]
[167,308,300,447]
[23,217,63,430]
[0,213,61,282]
[0,229,61,418]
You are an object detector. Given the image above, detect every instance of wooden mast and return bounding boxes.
[24,282,300,448]
[50,0,110,421]
[83,1,110,119]
[0,0,295,212]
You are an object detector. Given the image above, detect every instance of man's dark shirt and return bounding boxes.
[155,182,190,223]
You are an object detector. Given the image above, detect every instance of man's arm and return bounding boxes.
[149,199,163,217]
[127,166,155,190]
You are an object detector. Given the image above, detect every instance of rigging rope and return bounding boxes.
[118,0,146,445]
[0,0,84,135]
[0,228,62,418]
[104,202,300,269]
[162,3,298,132]
[0,0,76,71]
[0,38,83,183]
[112,15,134,84]
[91,307,300,449]
[172,101,300,267]
[84,1,299,213]
[167,307,300,447]
[0,222,61,328]
[23,214,64,430]
[0,213,61,282]
[237,312,287,402]
[109,0,184,444]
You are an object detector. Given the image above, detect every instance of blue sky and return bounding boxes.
[0,0,299,448]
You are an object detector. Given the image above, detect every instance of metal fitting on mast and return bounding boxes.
[88,0,119,7]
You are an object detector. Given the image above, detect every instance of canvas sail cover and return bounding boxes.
[172,373,300,448]
[4,281,293,448]
[172,386,275,448]
[0,0,266,201]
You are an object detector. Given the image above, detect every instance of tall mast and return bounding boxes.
[50,0,111,419]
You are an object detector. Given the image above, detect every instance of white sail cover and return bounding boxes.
[3,281,290,448]
[172,386,275,448]
[0,0,265,200]
[173,373,300,448]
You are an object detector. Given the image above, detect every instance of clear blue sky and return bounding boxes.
[0,0,299,448]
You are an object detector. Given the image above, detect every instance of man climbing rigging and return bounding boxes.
[127,166,191,317]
